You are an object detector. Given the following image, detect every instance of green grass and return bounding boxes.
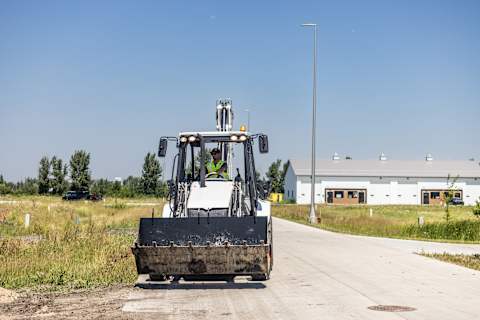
[272,204,480,242]
[422,253,480,271]
[2,197,478,290]
[0,195,163,291]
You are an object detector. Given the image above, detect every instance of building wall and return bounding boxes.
[283,164,297,201]
[289,175,480,205]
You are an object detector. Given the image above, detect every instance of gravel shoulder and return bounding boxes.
[0,286,141,320]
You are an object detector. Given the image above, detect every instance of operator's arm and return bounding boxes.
[218,163,227,174]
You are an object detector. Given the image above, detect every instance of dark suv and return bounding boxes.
[449,197,464,205]
[62,191,102,201]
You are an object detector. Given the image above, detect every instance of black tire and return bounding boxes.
[251,273,269,281]
[149,274,167,282]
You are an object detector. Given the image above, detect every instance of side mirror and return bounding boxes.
[258,134,269,153]
[158,138,168,157]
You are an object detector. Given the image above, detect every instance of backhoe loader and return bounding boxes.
[132,99,272,281]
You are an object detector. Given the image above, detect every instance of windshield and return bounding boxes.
[178,138,255,183]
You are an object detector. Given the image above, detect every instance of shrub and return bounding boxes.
[402,220,480,242]
[473,200,480,218]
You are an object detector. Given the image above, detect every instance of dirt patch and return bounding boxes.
[0,286,146,320]
[0,288,18,304]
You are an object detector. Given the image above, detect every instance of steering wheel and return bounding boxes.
[206,172,227,179]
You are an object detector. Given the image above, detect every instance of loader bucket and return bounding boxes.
[132,216,271,278]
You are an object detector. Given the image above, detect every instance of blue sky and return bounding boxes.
[1,0,479,182]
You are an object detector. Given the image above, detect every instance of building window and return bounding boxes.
[454,192,461,198]
[334,191,344,199]
[347,191,358,199]
[430,192,440,199]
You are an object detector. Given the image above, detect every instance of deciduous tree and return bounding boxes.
[38,156,51,194]
[51,156,68,194]
[69,150,91,191]
[141,152,162,195]
[266,159,285,194]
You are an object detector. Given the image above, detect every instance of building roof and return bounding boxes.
[288,159,480,178]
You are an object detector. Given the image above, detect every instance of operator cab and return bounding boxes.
[158,130,269,218]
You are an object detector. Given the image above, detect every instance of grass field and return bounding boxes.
[272,204,480,242]
[1,196,479,291]
[422,253,480,271]
[0,196,162,291]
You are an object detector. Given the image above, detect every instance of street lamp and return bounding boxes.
[302,23,319,224]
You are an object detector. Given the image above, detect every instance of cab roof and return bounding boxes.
[179,131,250,137]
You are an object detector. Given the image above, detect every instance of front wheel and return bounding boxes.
[251,273,269,281]
[149,273,168,281]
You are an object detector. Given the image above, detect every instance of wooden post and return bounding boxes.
[24,213,30,228]
[418,216,425,226]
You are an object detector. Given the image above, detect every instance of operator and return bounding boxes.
[206,148,229,179]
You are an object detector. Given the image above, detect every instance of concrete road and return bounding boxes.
[123,218,480,320]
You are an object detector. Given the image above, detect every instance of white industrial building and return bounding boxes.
[283,154,480,205]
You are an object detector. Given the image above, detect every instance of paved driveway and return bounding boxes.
[123,217,480,319]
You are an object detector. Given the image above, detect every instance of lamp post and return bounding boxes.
[302,23,319,224]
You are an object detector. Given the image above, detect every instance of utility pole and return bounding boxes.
[302,23,319,224]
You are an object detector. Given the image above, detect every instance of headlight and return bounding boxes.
[180,136,187,143]
[188,135,197,142]
[230,135,238,141]
[239,135,247,141]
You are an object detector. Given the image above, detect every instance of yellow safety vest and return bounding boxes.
[206,160,229,179]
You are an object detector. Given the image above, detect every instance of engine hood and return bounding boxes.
[187,180,234,209]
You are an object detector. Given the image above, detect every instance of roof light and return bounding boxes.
[240,125,246,132]
[188,135,197,142]
[231,135,239,141]
[239,135,247,141]
[180,136,187,143]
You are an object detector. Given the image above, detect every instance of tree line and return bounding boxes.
[0,151,166,197]
[0,153,289,198]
